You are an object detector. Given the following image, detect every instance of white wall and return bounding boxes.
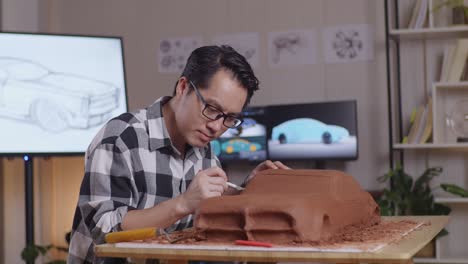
[1,1,391,263]
[41,0,390,190]
[1,0,38,31]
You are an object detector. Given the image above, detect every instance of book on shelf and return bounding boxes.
[439,44,456,82]
[447,38,468,82]
[407,0,428,29]
[419,97,433,144]
[439,39,468,82]
[402,97,433,144]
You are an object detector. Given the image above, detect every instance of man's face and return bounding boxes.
[175,70,248,148]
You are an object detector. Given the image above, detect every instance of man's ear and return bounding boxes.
[175,77,190,97]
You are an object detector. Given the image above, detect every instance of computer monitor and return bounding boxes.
[267,100,358,161]
[211,106,267,162]
[0,32,128,155]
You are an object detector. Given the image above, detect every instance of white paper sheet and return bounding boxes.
[268,30,317,67]
[158,36,203,73]
[212,32,260,68]
[323,24,374,64]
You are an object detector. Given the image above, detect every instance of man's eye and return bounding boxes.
[225,116,237,122]
[207,105,222,114]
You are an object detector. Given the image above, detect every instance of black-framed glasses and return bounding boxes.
[188,80,243,128]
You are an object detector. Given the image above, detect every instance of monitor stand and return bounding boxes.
[24,155,35,264]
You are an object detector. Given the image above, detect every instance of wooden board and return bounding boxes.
[95,216,449,264]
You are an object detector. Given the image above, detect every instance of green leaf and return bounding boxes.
[441,183,468,197]
[37,244,53,255]
[55,246,69,252]
[414,167,442,192]
[377,171,392,183]
[433,203,452,215]
[21,244,65,262]
[436,228,449,239]
[379,204,393,216]
[433,0,465,13]
[21,245,39,262]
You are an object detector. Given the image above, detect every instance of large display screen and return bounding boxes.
[267,100,358,161]
[0,32,128,155]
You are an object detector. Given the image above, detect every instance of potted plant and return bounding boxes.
[433,0,468,25]
[21,231,70,263]
[377,165,450,258]
[21,244,67,264]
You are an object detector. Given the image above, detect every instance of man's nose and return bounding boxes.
[207,117,224,132]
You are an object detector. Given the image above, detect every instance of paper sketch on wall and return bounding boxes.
[158,36,203,73]
[268,30,317,67]
[0,57,120,133]
[211,32,259,68]
[323,24,374,63]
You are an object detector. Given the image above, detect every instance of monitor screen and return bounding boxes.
[0,32,128,155]
[211,106,267,162]
[267,100,358,161]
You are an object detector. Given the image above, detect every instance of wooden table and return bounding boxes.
[95,216,448,264]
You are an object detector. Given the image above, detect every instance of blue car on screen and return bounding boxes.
[210,140,221,156]
[272,118,349,144]
[221,139,262,154]
[221,118,266,138]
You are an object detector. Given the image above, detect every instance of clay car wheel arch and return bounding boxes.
[30,99,70,132]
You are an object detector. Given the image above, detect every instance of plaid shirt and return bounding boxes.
[68,96,220,264]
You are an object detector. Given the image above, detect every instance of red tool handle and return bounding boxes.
[235,240,273,247]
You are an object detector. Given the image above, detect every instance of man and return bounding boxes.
[68,45,289,263]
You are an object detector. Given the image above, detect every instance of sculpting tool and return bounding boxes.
[105,227,157,243]
[227,182,245,191]
[235,240,273,247]
[159,228,196,243]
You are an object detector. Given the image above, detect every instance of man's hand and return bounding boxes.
[243,160,291,186]
[179,167,228,214]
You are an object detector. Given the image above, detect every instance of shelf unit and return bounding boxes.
[384,0,468,262]
[435,197,468,204]
[393,143,468,150]
[414,257,468,264]
[390,26,468,40]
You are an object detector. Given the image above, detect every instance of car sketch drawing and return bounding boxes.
[158,38,201,73]
[332,30,363,59]
[271,33,302,64]
[0,57,120,132]
[221,138,262,154]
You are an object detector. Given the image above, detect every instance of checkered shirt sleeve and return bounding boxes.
[68,97,221,264]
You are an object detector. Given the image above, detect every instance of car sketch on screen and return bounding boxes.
[268,117,357,160]
[222,138,262,154]
[0,57,120,132]
[212,117,267,161]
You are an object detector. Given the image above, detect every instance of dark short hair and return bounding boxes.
[173,45,259,106]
